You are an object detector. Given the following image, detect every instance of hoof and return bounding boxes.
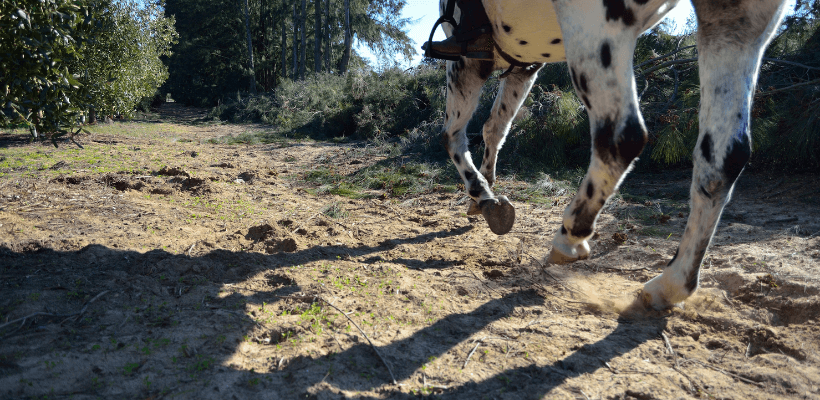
[547,247,585,264]
[547,234,590,264]
[641,275,686,311]
[466,199,481,215]
[480,196,515,235]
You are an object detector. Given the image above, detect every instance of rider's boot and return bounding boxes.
[423,0,494,61]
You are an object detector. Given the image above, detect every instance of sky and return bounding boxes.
[358,0,796,69]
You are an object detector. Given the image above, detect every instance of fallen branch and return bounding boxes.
[635,45,697,69]
[662,332,676,356]
[317,296,397,385]
[762,184,802,199]
[762,57,820,71]
[463,341,482,369]
[0,290,109,333]
[764,216,799,224]
[683,358,764,387]
[757,78,820,96]
[639,58,698,77]
[290,212,321,234]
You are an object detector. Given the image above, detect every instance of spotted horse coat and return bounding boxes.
[437,0,789,310]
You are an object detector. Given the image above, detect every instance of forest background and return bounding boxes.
[2,0,819,173]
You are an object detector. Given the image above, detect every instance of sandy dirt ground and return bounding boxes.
[1,103,819,399]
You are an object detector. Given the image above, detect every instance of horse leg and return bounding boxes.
[642,0,788,309]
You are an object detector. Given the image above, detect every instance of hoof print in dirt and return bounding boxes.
[483,269,504,279]
[181,177,214,194]
[157,166,190,177]
[237,171,257,183]
[101,173,144,191]
[480,196,515,235]
[150,186,174,195]
[245,223,299,253]
[53,175,88,185]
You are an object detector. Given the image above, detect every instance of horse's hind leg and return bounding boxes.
[642,0,788,309]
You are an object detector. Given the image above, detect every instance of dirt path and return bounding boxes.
[1,104,819,399]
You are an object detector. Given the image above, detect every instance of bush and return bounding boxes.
[211,65,446,140]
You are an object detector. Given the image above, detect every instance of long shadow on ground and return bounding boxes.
[0,225,667,399]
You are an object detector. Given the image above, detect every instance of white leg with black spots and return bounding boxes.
[479,65,543,187]
[547,0,662,263]
[642,0,788,309]
[441,58,496,204]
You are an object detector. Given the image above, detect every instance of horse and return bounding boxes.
[435,0,789,309]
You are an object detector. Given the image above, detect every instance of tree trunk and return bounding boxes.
[339,0,351,74]
[314,0,321,73]
[299,0,306,80]
[292,1,298,79]
[324,0,330,72]
[242,0,256,93]
[281,4,287,79]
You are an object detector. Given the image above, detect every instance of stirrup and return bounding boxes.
[423,15,462,61]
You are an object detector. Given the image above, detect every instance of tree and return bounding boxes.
[75,0,177,121]
[281,7,288,79]
[164,0,248,106]
[339,0,351,73]
[2,0,176,138]
[292,1,298,79]
[314,0,321,72]
[1,0,95,138]
[241,0,257,93]
[299,0,307,79]
[324,0,331,71]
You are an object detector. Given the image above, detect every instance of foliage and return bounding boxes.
[210,64,446,139]
[212,3,819,173]
[1,0,177,140]
[71,0,177,120]
[0,0,96,139]
[163,0,414,106]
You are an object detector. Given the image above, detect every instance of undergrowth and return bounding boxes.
[208,19,819,176]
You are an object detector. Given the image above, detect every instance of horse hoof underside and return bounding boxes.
[480,196,515,235]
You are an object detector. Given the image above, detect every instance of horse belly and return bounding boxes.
[484,0,565,64]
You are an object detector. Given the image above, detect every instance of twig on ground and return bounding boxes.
[721,292,736,311]
[317,296,397,385]
[0,290,109,335]
[463,341,482,369]
[290,212,321,234]
[683,358,764,387]
[597,265,651,272]
[764,216,799,224]
[673,366,698,394]
[662,332,676,356]
[466,267,499,296]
